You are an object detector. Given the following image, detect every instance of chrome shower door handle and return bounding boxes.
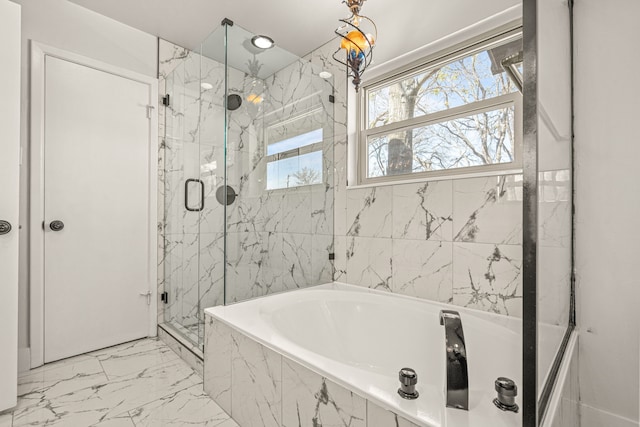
[184,179,204,212]
[0,220,12,235]
[49,220,65,232]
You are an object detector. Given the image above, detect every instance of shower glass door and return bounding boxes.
[162,20,336,349]
[162,52,210,348]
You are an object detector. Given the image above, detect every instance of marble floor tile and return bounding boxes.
[17,357,107,409]
[128,383,229,426]
[5,338,235,427]
[90,338,181,379]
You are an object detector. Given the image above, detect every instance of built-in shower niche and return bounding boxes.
[158,21,335,349]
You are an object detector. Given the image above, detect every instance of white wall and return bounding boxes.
[574,0,640,425]
[12,0,158,366]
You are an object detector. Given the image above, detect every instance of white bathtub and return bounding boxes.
[205,283,523,427]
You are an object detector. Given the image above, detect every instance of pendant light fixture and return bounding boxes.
[332,0,377,91]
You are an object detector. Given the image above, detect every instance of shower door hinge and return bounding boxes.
[146,105,155,119]
[328,253,335,260]
[329,94,335,103]
[161,292,169,304]
[162,94,170,107]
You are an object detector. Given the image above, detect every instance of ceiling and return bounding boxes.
[68,0,520,66]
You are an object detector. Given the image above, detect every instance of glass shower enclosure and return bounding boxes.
[161,20,335,350]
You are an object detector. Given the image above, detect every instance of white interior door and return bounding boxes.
[0,0,21,412]
[43,55,154,363]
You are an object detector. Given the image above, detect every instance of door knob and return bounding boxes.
[49,220,65,232]
[0,220,11,235]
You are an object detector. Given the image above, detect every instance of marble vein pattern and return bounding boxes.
[392,180,453,241]
[6,338,236,427]
[452,242,522,316]
[204,317,233,415]
[346,237,393,291]
[392,240,453,303]
[231,332,282,427]
[281,359,366,427]
[346,187,393,238]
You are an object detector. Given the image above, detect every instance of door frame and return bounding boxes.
[29,42,158,368]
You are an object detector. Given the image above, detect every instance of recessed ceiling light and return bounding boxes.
[201,82,213,90]
[251,35,275,50]
[319,71,333,79]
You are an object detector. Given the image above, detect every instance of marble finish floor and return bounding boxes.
[0,338,237,427]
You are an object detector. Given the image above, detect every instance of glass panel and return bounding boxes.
[161,46,208,347]
[367,106,515,178]
[221,23,334,304]
[267,150,323,190]
[367,37,522,129]
[536,0,573,413]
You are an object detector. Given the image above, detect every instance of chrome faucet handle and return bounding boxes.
[493,377,519,412]
[398,367,419,399]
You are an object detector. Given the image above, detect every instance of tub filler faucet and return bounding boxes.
[439,310,469,410]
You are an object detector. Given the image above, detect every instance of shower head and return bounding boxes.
[227,94,242,111]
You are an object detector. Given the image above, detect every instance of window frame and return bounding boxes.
[356,27,524,186]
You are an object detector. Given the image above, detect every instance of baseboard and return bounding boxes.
[580,404,639,427]
[18,347,30,373]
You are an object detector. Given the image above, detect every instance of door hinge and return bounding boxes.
[162,94,170,106]
[146,105,155,119]
[161,292,169,304]
[139,290,152,305]
[328,94,335,103]
[328,252,335,260]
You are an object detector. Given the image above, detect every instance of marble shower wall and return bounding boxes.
[158,38,336,319]
[204,315,419,427]
[223,45,335,303]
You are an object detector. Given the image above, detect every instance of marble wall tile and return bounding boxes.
[346,237,393,291]
[281,360,366,427]
[204,316,232,415]
[159,40,191,80]
[198,232,225,312]
[312,234,334,285]
[282,233,313,291]
[392,180,453,241]
[366,401,420,427]
[311,184,334,236]
[453,175,522,245]
[282,191,313,234]
[452,243,522,317]
[346,187,393,238]
[231,332,282,427]
[333,236,347,282]
[392,240,453,303]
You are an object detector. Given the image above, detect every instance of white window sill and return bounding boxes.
[346,168,523,190]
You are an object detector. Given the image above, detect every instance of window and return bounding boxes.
[358,30,523,184]
[266,110,324,190]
